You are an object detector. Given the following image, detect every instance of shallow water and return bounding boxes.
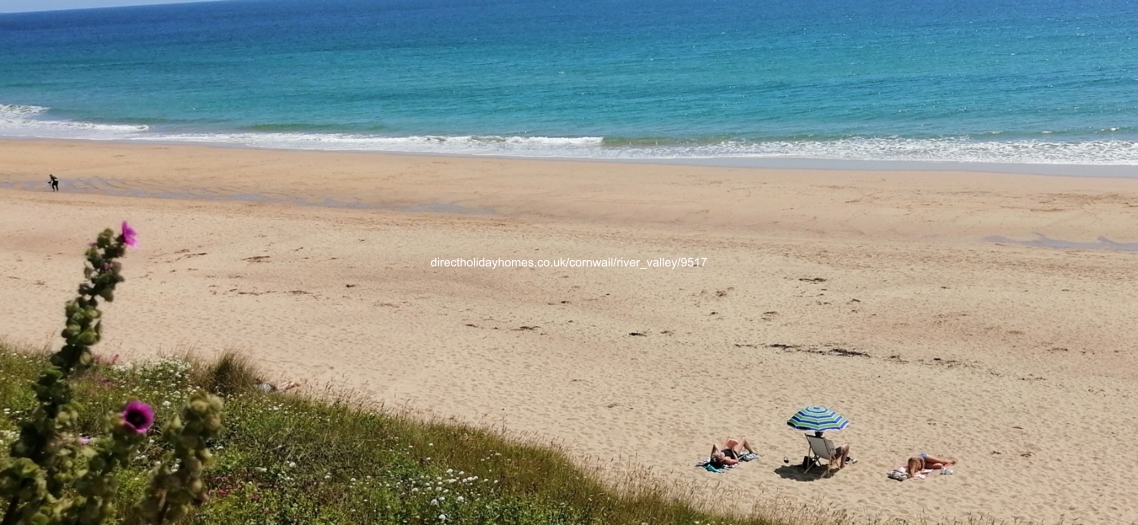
[985,233,1138,252]
[0,178,494,215]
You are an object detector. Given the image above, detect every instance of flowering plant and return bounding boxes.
[138,391,223,524]
[0,224,223,525]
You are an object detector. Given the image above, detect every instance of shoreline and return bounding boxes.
[1,135,1136,179]
[5,137,1138,524]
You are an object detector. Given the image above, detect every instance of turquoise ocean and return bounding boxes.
[1,0,1137,166]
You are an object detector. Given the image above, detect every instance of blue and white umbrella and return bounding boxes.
[787,406,849,432]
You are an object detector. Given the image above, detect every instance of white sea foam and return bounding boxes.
[0,104,148,139]
[0,104,49,117]
[138,132,605,153]
[2,104,1138,165]
[659,136,1138,165]
[138,132,1138,165]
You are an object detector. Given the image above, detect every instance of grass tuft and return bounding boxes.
[192,350,261,397]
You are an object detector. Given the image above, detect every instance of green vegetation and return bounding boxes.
[2,224,227,525]
[2,346,772,525]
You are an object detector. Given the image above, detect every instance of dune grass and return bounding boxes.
[0,344,790,525]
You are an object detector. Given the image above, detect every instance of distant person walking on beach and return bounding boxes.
[48,174,59,192]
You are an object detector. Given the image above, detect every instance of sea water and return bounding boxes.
[1,0,1136,165]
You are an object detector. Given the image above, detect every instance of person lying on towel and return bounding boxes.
[908,453,955,475]
[709,437,758,468]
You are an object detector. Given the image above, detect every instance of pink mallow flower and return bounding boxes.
[121,221,138,248]
[121,401,154,434]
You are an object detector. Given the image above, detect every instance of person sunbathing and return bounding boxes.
[709,438,756,468]
[907,453,955,476]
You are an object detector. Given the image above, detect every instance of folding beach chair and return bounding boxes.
[804,434,841,475]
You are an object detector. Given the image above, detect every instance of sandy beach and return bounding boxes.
[3,139,1138,525]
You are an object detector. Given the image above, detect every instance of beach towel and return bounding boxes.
[695,458,734,473]
[887,465,931,481]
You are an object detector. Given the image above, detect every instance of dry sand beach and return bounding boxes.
[3,139,1138,525]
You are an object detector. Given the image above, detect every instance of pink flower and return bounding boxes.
[122,401,154,434]
[79,436,91,445]
[121,221,138,248]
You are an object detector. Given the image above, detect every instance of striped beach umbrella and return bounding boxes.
[787,406,849,432]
